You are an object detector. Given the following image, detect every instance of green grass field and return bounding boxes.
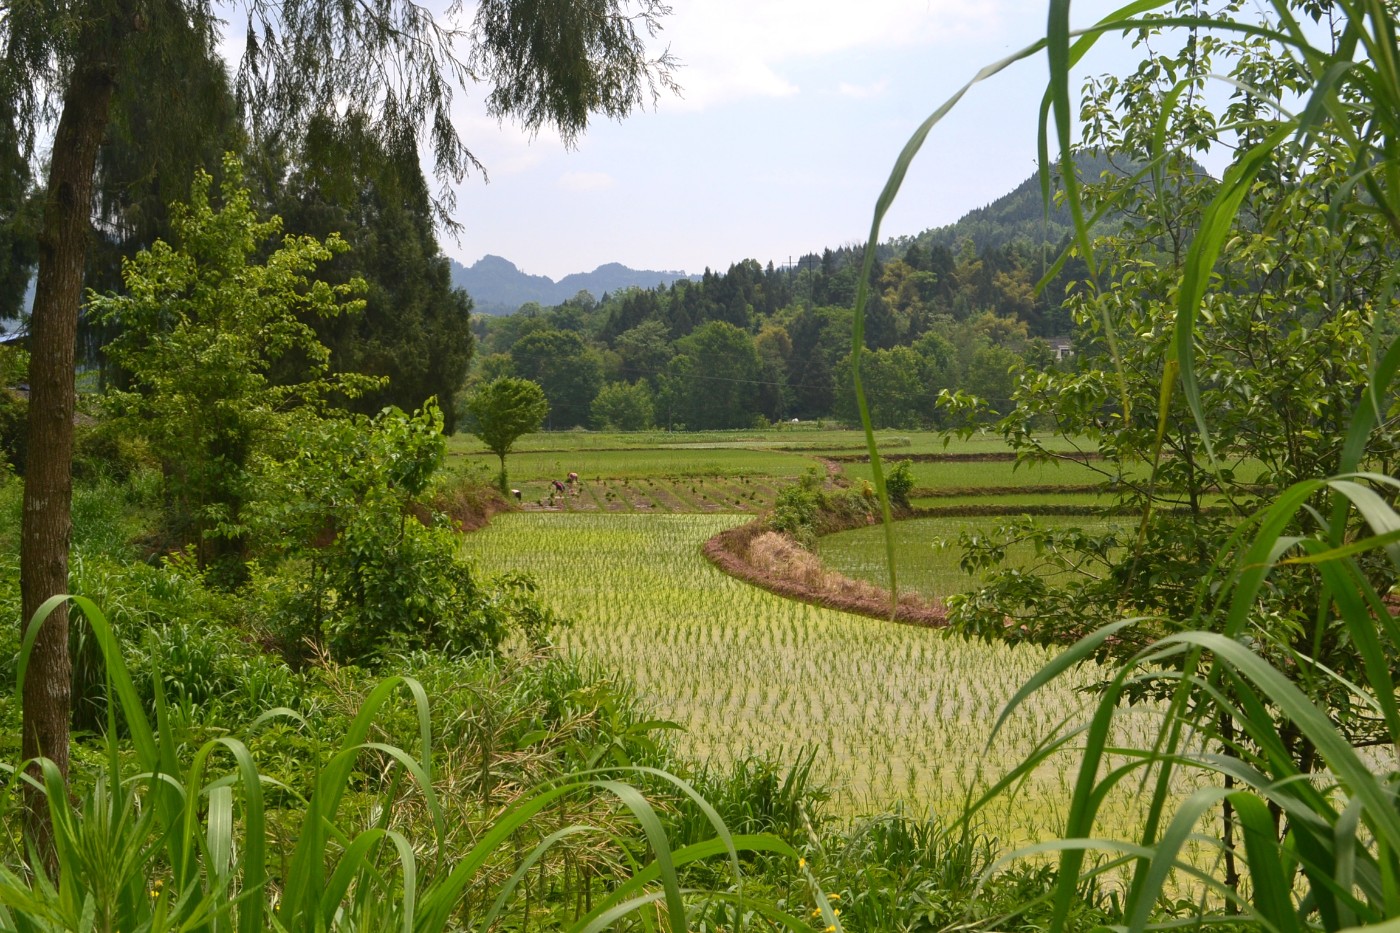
[910,491,1110,508]
[846,457,1113,490]
[449,445,819,482]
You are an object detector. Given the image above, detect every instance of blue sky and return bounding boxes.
[443,0,1143,280]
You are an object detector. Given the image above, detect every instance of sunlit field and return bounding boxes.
[462,512,1159,842]
[818,515,1133,599]
[445,426,1094,460]
[449,445,818,483]
[851,456,1112,490]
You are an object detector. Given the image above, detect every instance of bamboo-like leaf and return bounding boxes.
[281,674,430,928]
[592,780,685,932]
[1166,632,1400,846]
[206,784,234,880]
[1235,790,1304,933]
[571,834,802,933]
[481,825,601,930]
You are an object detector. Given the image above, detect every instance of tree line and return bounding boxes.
[468,231,1091,432]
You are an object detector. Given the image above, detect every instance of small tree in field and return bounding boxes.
[466,377,548,492]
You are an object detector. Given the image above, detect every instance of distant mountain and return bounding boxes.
[910,150,1130,254]
[450,255,699,315]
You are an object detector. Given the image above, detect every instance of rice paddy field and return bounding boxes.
[455,429,1167,842]
[817,515,1133,599]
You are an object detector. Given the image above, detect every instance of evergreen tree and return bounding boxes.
[279,114,475,431]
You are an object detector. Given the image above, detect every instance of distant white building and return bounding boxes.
[1047,337,1075,361]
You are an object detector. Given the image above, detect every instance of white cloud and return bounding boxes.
[558,171,617,192]
[661,0,1006,109]
[837,79,889,100]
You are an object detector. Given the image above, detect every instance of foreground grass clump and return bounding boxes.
[2,597,825,932]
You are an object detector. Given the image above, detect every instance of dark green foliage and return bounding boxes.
[786,306,850,419]
[0,346,26,474]
[509,328,603,428]
[256,403,554,665]
[469,0,678,147]
[836,346,929,429]
[614,318,674,387]
[84,11,242,300]
[279,114,475,431]
[664,321,761,430]
[813,814,1111,933]
[884,459,914,508]
[770,468,827,544]
[91,158,368,577]
[770,467,880,546]
[0,386,25,475]
[70,422,154,485]
[668,749,828,850]
[0,181,38,324]
[591,380,654,431]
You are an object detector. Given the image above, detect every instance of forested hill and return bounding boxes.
[452,255,700,315]
[453,152,1137,317]
[908,150,1124,254]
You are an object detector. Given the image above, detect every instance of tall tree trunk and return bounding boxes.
[20,5,130,871]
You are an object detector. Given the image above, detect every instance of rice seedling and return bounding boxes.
[817,516,1132,600]
[461,513,1160,842]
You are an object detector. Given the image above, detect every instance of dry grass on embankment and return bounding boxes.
[703,520,947,627]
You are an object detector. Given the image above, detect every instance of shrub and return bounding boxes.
[769,467,827,545]
[72,419,156,483]
[770,466,883,546]
[884,459,914,507]
[254,403,560,665]
[0,387,25,474]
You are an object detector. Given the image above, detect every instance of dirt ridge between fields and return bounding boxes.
[702,519,949,628]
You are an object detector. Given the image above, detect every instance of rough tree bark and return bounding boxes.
[20,3,133,869]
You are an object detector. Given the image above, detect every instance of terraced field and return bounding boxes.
[461,512,1158,840]
[817,515,1133,599]
[449,428,1178,840]
[447,427,1116,515]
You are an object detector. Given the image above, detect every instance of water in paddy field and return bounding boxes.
[461,513,1161,840]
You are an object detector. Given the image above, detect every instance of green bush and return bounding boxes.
[770,467,828,544]
[72,419,157,483]
[771,466,882,546]
[255,403,560,665]
[884,459,914,508]
[0,386,26,474]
